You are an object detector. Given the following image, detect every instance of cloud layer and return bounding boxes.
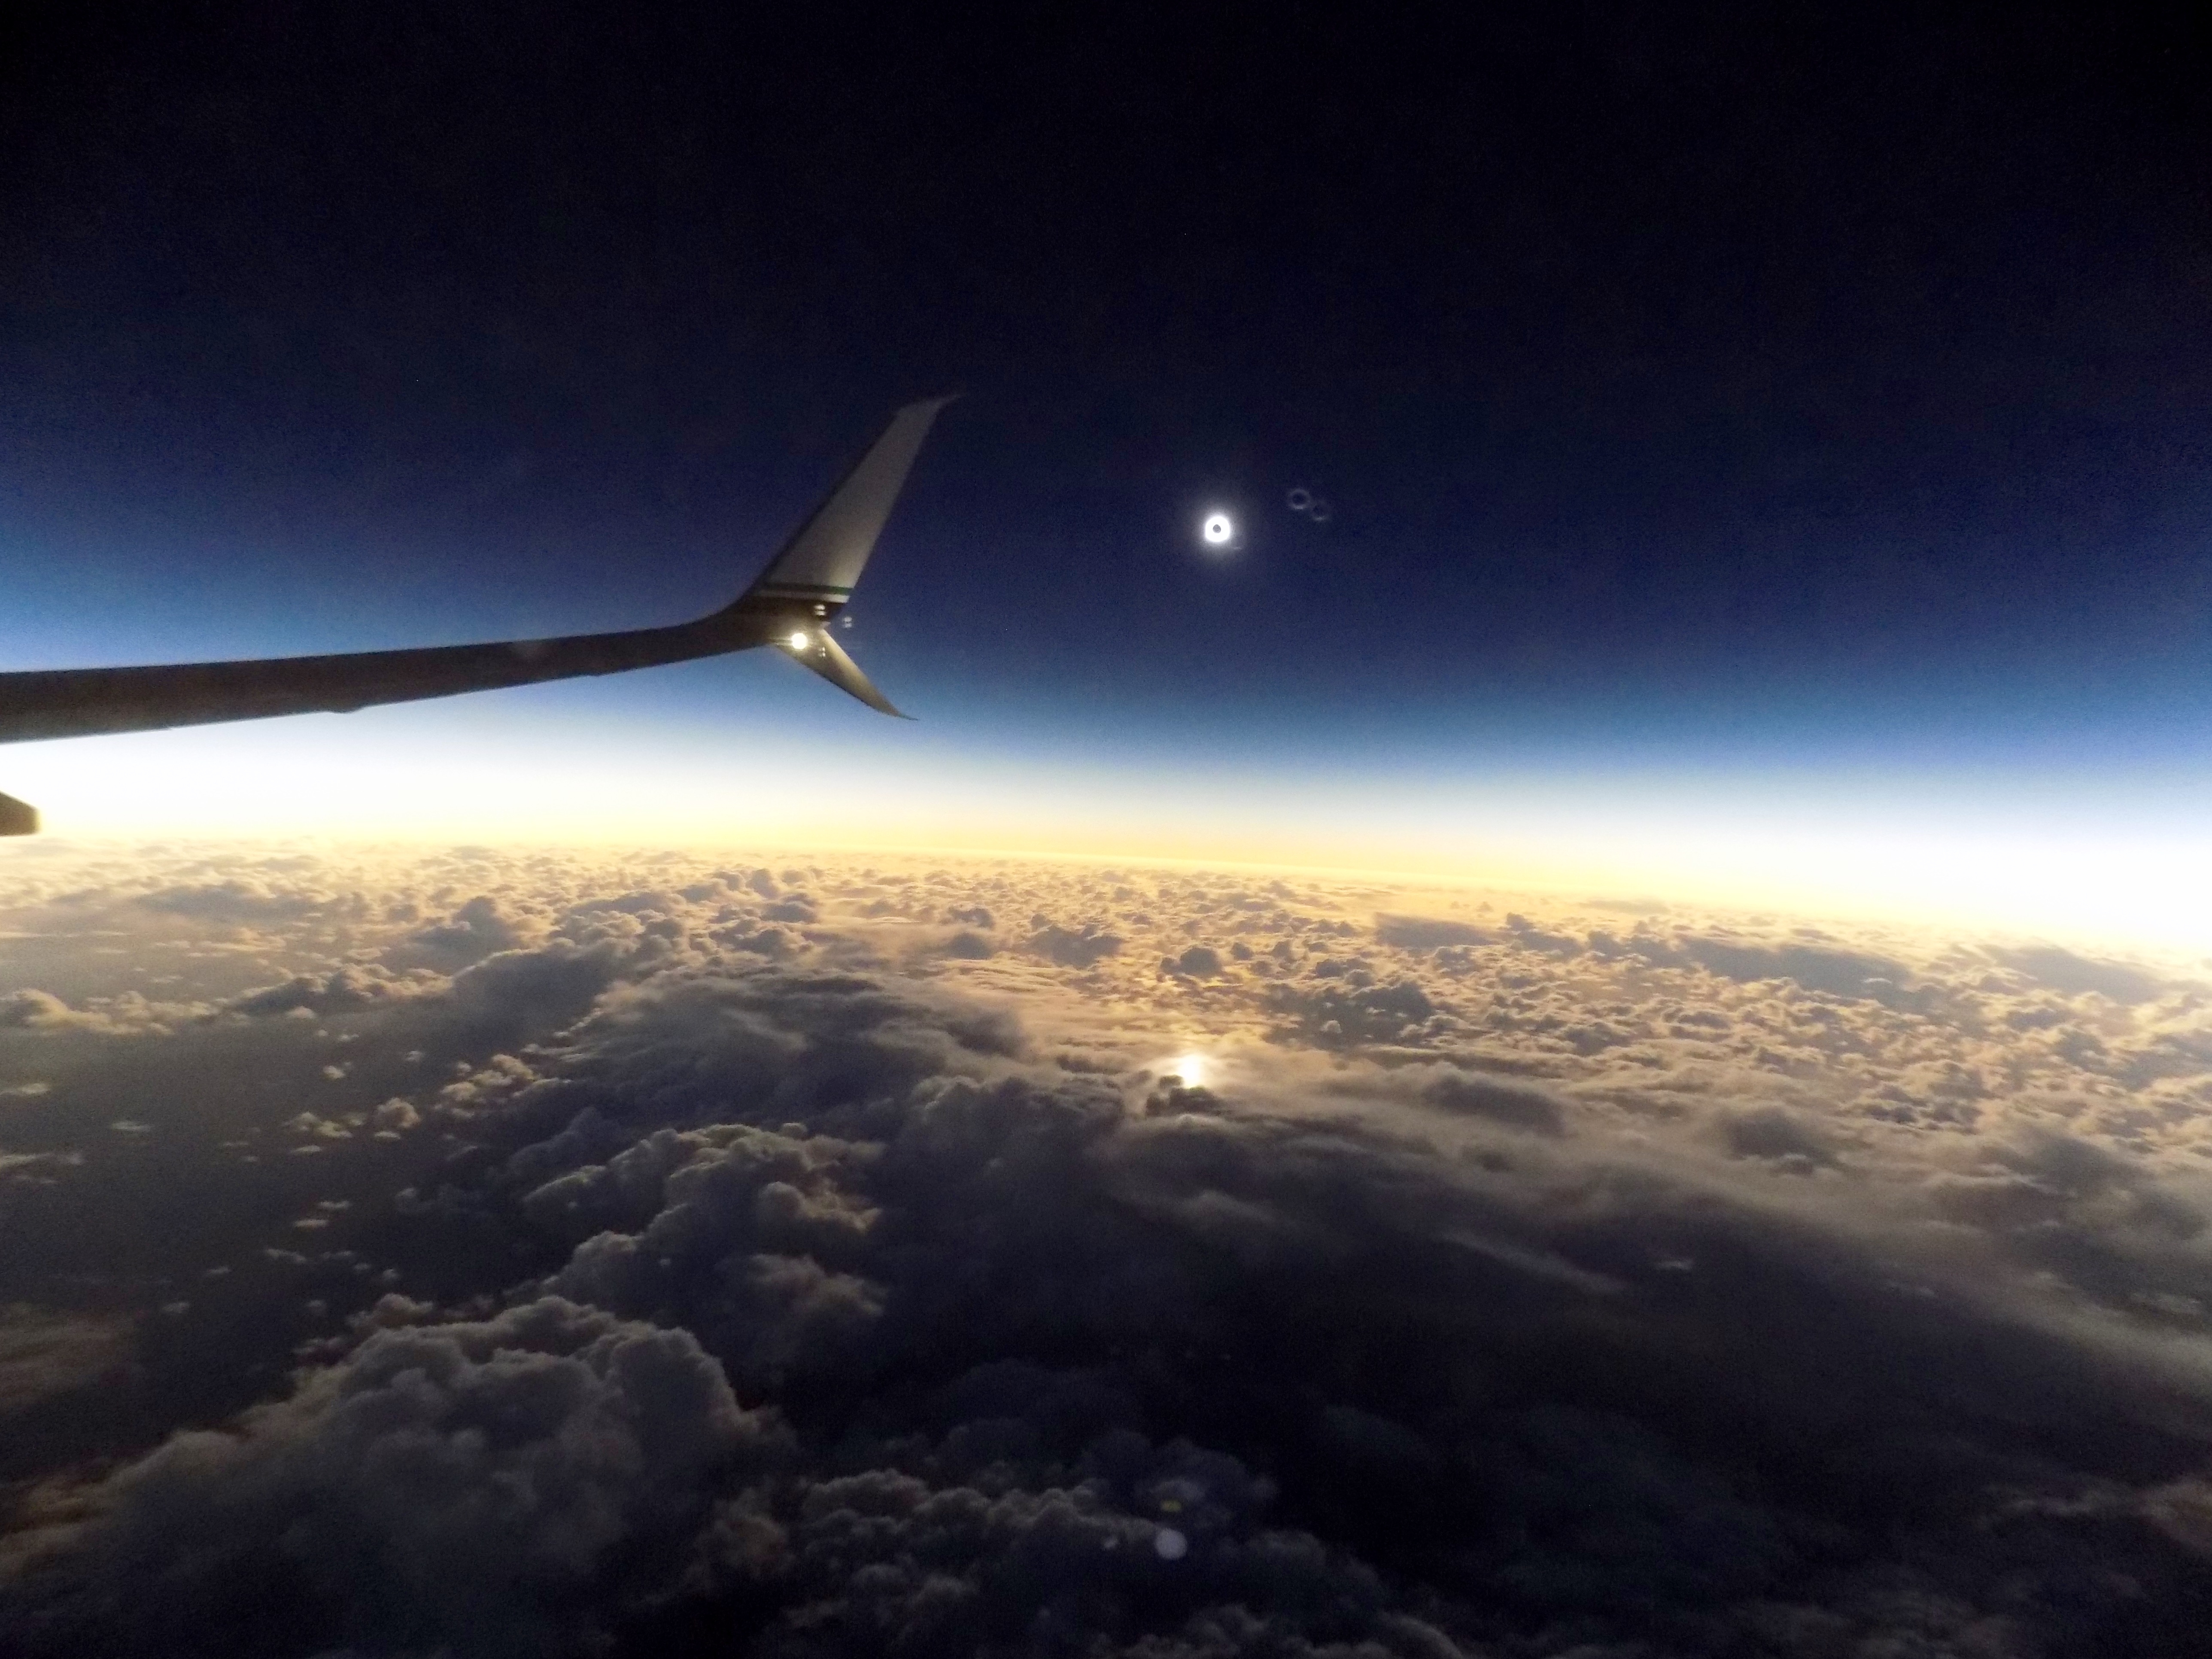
[3,842,2211,1655]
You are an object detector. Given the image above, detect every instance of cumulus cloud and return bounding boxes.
[1418,1067,1566,1135]
[135,879,343,923]
[1375,914,1493,950]
[5,1299,782,1656]
[1267,973,1439,1048]
[221,963,444,1018]
[0,991,86,1031]
[1,986,204,1035]
[1026,920,1124,968]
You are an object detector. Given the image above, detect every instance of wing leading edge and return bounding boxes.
[0,397,955,833]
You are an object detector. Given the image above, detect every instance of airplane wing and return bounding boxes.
[0,396,955,833]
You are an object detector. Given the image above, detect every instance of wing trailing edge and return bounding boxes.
[791,629,910,719]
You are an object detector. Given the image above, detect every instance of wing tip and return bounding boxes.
[893,392,961,431]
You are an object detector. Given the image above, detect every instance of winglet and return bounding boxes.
[736,395,957,614]
[788,631,912,719]
[0,792,38,836]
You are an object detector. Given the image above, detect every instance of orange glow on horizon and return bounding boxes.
[1,717,2208,955]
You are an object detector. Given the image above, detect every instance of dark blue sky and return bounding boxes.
[3,5,2209,787]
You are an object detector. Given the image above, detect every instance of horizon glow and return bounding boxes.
[3,700,2206,956]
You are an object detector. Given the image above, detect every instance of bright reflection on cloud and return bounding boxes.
[1165,1053,1209,1088]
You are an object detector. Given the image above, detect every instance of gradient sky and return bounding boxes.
[3,8,2209,942]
